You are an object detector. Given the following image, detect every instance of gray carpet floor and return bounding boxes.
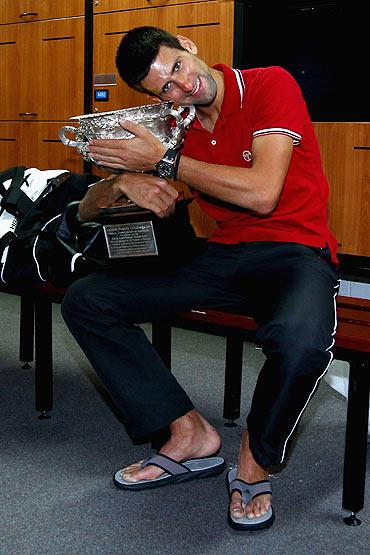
[0,291,369,554]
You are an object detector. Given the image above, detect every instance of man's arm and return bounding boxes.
[79,172,179,220]
[88,120,294,215]
[177,134,293,214]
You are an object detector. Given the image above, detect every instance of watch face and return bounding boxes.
[157,161,174,178]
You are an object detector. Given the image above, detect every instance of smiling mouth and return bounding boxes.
[191,78,201,96]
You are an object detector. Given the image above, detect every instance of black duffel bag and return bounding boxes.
[0,167,199,289]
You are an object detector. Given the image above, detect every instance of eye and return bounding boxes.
[162,60,181,94]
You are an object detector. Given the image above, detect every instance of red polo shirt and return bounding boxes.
[182,64,338,263]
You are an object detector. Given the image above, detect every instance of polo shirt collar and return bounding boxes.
[213,63,245,115]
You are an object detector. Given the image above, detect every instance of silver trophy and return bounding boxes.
[59,102,195,260]
[59,101,195,166]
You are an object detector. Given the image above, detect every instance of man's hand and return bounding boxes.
[87,120,166,172]
[79,173,179,221]
[78,176,127,222]
[114,172,179,217]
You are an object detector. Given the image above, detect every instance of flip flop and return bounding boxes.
[227,466,275,531]
[113,453,226,491]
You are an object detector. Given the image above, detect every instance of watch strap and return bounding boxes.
[155,148,180,179]
[162,148,178,163]
[173,152,181,181]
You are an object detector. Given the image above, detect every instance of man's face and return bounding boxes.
[140,45,217,107]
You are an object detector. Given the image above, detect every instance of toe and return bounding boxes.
[121,463,165,483]
[245,495,271,519]
[230,492,245,520]
[122,459,145,472]
[119,459,146,482]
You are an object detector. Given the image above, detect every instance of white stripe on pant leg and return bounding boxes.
[279,280,340,464]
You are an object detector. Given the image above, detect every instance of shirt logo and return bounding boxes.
[242,150,252,162]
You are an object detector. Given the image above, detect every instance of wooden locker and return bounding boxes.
[0,0,85,25]
[21,122,84,173]
[0,122,83,173]
[0,25,24,120]
[37,17,85,120]
[0,18,84,121]
[0,122,21,171]
[313,122,370,257]
[93,0,211,14]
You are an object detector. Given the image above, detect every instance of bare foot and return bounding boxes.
[121,409,221,483]
[230,430,272,520]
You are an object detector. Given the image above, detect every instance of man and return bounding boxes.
[61,26,339,531]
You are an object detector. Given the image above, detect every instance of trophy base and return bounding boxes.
[77,197,196,269]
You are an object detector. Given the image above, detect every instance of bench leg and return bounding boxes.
[342,358,370,525]
[34,297,53,419]
[20,295,34,369]
[223,336,243,427]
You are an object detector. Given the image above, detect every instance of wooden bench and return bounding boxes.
[1,284,369,525]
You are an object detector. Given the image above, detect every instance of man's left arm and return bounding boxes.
[176,134,293,214]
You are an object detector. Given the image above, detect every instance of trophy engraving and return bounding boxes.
[103,220,158,258]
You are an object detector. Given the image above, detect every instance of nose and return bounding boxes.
[176,75,194,93]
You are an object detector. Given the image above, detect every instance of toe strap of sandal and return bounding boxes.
[229,478,255,506]
[229,477,272,503]
[247,480,272,500]
[140,454,189,476]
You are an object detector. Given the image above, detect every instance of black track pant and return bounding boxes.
[61,242,339,467]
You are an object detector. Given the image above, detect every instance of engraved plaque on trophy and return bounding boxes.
[103,220,158,259]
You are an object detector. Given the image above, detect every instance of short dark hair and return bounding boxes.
[115,26,186,93]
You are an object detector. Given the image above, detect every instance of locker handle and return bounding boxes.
[19,12,38,17]
[19,112,38,117]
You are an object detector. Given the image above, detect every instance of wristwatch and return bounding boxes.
[155,148,180,180]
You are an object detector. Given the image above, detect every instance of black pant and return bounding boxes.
[61,242,339,467]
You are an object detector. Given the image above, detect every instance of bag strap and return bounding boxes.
[0,166,24,200]
[0,230,16,252]
[0,166,27,196]
[0,166,34,218]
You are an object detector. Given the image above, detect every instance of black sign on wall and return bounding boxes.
[234,2,367,122]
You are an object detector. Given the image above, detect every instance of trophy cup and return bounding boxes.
[59,101,195,166]
[59,102,196,262]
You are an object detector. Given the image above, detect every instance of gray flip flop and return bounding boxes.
[113,453,226,491]
[227,466,275,531]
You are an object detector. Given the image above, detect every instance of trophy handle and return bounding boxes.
[178,105,196,127]
[165,109,183,126]
[161,106,195,147]
[160,108,184,145]
[59,125,85,148]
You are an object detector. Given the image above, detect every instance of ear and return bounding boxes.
[176,35,198,55]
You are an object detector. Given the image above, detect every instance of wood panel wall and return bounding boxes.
[313,122,370,257]
[0,0,85,172]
